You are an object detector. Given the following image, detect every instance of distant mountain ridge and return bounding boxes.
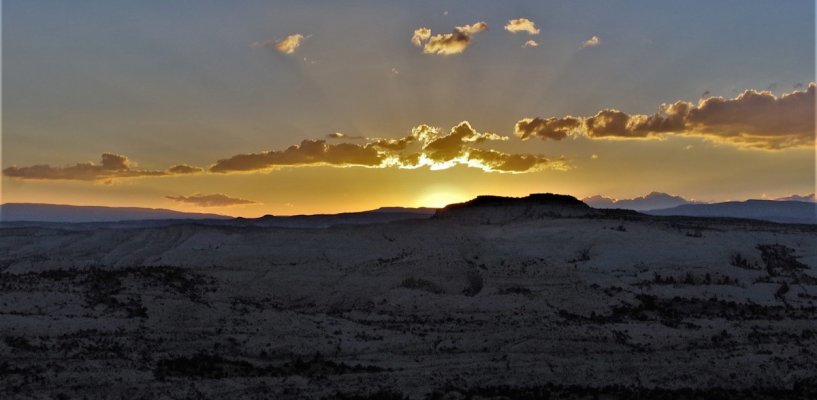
[775,193,816,203]
[229,207,435,228]
[0,203,437,227]
[0,203,231,223]
[370,207,437,215]
[4,195,815,226]
[647,200,817,224]
[583,192,692,211]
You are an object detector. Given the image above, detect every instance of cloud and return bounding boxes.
[411,28,432,46]
[210,140,384,172]
[254,34,305,54]
[167,164,204,174]
[522,40,539,48]
[458,22,489,35]
[326,132,364,140]
[466,149,557,173]
[420,121,507,162]
[505,18,540,35]
[211,121,564,174]
[515,83,816,150]
[166,193,257,207]
[3,153,203,181]
[412,22,488,55]
[582,35,601,48]
[515,116,583,140]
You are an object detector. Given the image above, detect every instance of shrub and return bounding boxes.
[399,277,444,294]
[569,247,592,263]
[729,252,757,269]
[462,269,484,296]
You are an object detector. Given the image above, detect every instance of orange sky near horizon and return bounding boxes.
[1,1,814,217]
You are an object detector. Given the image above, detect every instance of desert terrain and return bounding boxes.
[1,194,816,399]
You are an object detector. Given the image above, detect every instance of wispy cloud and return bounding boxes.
[515,83,816,150]
[505,18,540,35]
[411,22,488,55]
[3,153,202,181]
[166,193,257,207]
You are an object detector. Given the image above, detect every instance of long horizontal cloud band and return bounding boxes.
[516,83,815,150]
[2,153,202,181]
[2,122,564,181]
[210,121,564,174]
[166,193,257,207]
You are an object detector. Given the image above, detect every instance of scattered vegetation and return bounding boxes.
[3,336,40,352]
[569,246,592,263]
[323,389,408,400]
[560,295,817,327]
[400,277,444,294]
[497,286,533,296]
[637,272,740,287]
[377,251,411,265]
[730,252,759,270]
[462,269,484,296]
[0,266,214,319]
[757,244,809,277]
[155,353,383,381]
[775,282,790,301]
[428,382,817,400]
[0,266,213,301]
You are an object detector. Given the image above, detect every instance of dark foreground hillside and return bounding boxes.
[0,196,816,399]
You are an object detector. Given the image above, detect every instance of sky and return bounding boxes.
[2,0,815,216]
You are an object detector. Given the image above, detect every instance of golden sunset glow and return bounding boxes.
[416,187,468,208]
[1,2,813,216]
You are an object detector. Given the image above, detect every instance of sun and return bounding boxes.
[416,189,466,208]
